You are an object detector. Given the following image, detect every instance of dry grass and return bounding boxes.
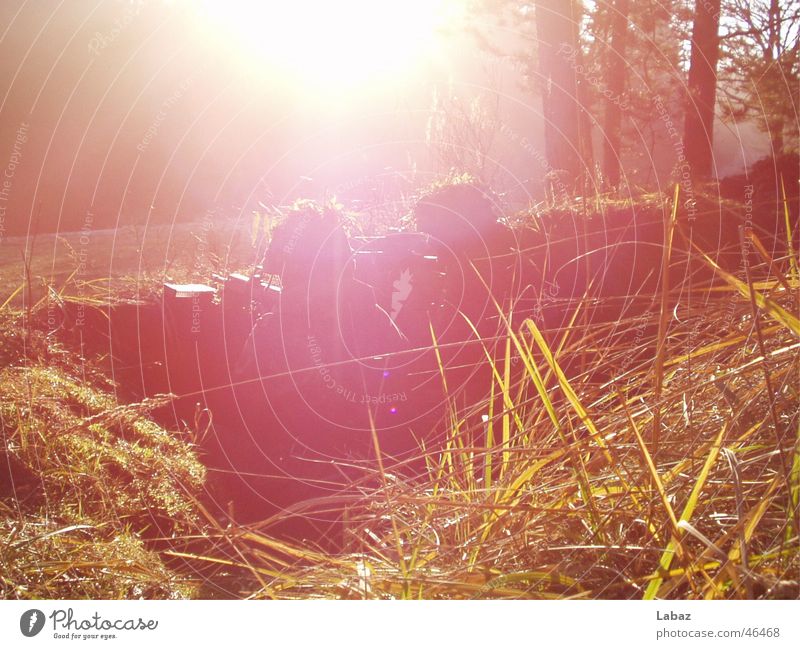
[0,310,208,598]
[190,191,799,600]
[1,189,797,600]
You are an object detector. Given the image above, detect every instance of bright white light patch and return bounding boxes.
[197,0,458,89]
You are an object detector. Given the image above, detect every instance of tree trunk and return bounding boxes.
[769,122,784,156]
[536,0,583,184]
[765,0,783,155]
[574,41,595,190]
[683,0,721,179]
[601,0,630,189]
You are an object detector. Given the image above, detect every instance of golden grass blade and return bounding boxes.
[458,312,525,435]
[727,472,783,566]
[653,184,680,455]
[523,318,612,464]
[504,323,561,435]
[240,531,345,565]
[460,262,559,439]
[692,243,800,336]
[479,570,584,595]
[789,419,800,545]
[501,336,511,478]
[0,283,24,312]
[643,421,729,599]
[490,324,601,538]
[484,379,495,491]
[500,446,572,502]
[55,267,80,298]
[657,419,764,489]
[781,175,799,280]
[163,550,285,581]
[9,524,94,549]
[746,229,793,294]
[618,389,682,544]
[665,325,783,368]
[367,410,409,588]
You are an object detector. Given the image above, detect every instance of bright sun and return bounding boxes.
[196,0,461,90]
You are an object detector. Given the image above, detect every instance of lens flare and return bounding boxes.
[195,0,459,90]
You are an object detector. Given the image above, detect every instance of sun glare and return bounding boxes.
[196,0,460,90]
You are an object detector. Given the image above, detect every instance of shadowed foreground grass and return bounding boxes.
[188,195,799,600]
[1,193,798,599]
[0,315,207,598]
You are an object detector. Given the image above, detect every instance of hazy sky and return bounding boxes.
[0,0,769,237]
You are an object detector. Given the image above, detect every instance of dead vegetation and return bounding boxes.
[1,188,797,599]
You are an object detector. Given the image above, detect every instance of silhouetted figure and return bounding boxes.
[412,180,521,409]
[230,201,406,535]
[415,181,520,335]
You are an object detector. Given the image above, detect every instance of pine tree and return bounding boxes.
[718,0,800,155]
[683,0,722,179]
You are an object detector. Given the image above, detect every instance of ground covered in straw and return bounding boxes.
[1,191,798,599]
